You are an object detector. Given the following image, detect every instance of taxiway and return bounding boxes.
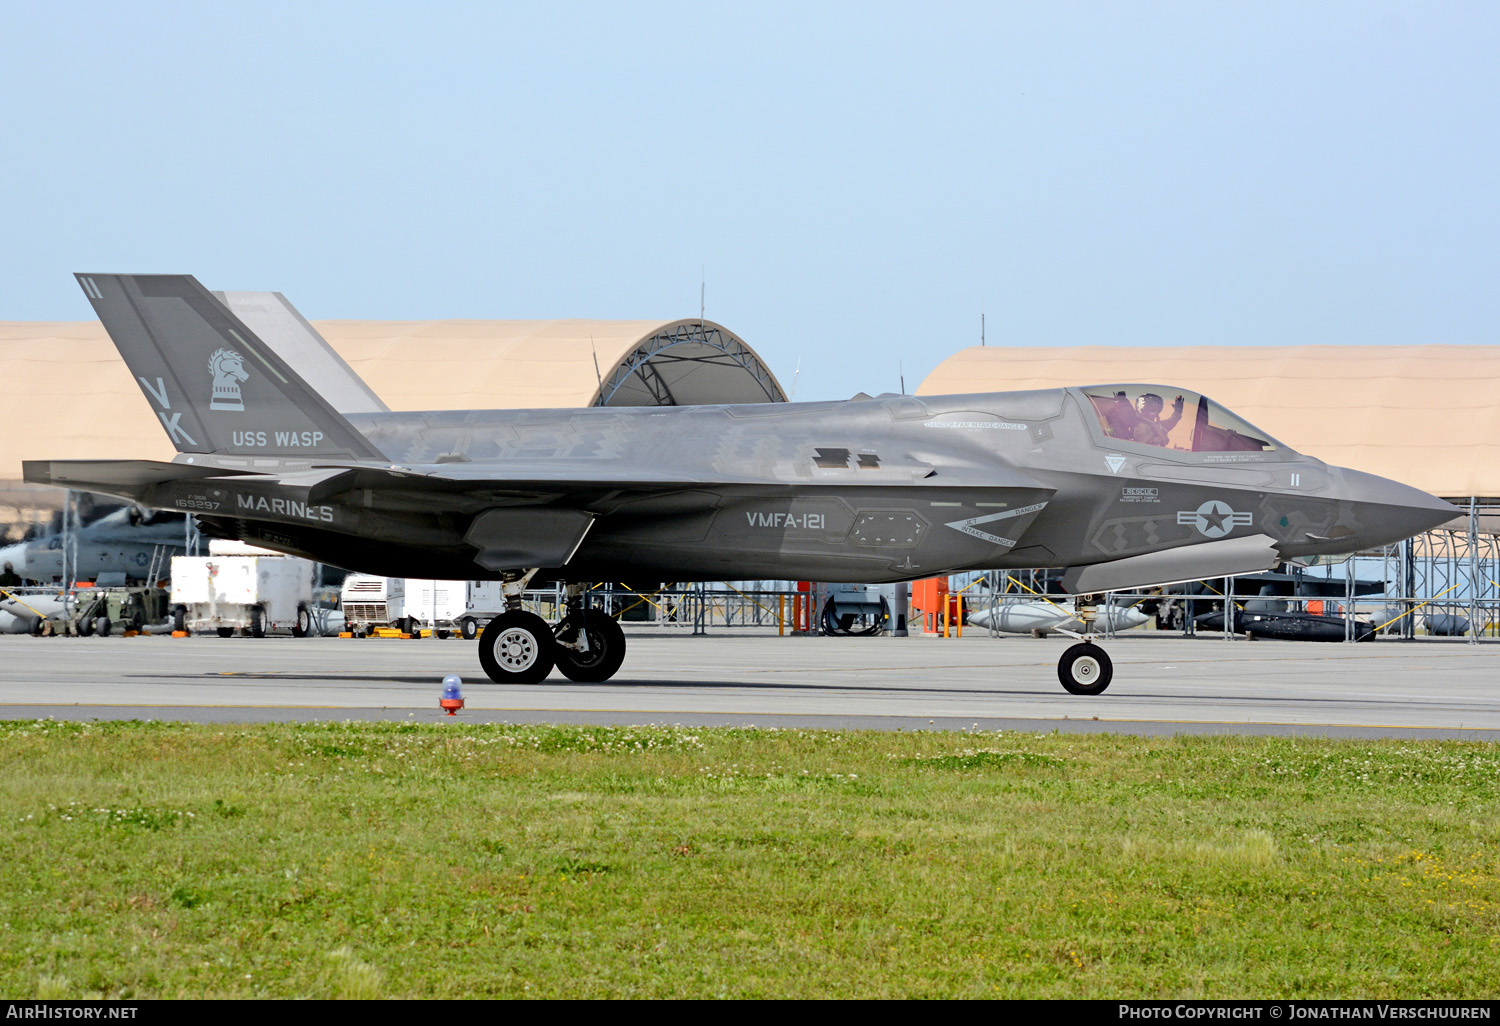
[1,631,1497,739]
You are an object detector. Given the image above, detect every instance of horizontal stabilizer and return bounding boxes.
[23,459,256,498]
[1062,533,1281,594]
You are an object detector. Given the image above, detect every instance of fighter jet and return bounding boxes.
[0,506,186,584]
[23,274,1457,694]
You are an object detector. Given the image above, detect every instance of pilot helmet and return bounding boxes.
[1135,393,1164,416]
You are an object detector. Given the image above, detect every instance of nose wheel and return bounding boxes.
[1057,642,1112,695]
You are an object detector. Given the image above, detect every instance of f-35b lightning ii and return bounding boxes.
[24,274,1457,694]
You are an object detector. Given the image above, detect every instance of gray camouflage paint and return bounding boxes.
[25,275,1457,590]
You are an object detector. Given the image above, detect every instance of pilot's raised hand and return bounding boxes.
[1172,396,1185,412]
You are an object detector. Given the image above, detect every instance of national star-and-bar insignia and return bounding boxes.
[1176,500,1253,539]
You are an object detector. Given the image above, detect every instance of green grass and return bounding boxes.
[1,719,1497,998]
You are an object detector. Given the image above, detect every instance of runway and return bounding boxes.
[2,630,1498,740]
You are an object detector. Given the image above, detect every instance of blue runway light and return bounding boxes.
[440,674,464,715]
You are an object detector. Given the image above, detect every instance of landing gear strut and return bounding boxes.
[1055,594,1113,696]
[476,576,628,685]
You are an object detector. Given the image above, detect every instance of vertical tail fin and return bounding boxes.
[211,290,390,416]
[76,273,385,460]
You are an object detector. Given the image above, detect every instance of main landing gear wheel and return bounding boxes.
[478,610,556,684]
[1058,643,1112,696]
[554,609,627,683]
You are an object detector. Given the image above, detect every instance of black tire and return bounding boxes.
[172,605,186,633]
[217,627,235,638]
[1058,642,1112,696]
[94,616,111,638]
[77,616,94,637]
[292,605,311,638]
[459,617,479,640]
[553,609,627,683]
[436,630,451,640]
[248,606,265,639]
[477,610,555,684]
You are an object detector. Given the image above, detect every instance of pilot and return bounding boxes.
[1131,393,1184,446]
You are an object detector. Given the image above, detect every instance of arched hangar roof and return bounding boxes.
[918,345,1500,500]
[324,317,785,409]
[0,315,785,497]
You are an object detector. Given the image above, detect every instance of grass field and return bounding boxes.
[1,719,1497,999]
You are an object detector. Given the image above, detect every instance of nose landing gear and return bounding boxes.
[1054,594,1114,696]
[1057,642,1112,695]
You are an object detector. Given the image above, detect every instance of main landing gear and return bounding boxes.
[476,576,627,685]
[1054,594,1113,696]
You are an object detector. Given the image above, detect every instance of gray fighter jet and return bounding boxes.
[0,506,186,583]
[24,274,1457,694]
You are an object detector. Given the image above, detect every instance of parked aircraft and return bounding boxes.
[24,274,1458,694]
[0,506,186,584]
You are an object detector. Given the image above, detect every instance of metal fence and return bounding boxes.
[518,582,805,635]
[956,504,1500,644]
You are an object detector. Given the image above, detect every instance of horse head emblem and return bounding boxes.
[209,348,249,412]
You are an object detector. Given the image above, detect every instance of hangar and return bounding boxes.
[0,314,785,532]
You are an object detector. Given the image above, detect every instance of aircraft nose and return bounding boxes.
[0,542,24,580]
[1336,468,1459,547]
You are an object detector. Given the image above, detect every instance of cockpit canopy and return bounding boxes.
[1081,386,1278,453]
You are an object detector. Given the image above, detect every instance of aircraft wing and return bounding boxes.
[26,455,1049,499]
[276,458,1052,504]
[25,456,1056,572]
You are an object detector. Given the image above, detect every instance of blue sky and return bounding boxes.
[4,1,1497,400]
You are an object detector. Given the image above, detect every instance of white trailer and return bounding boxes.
[402,579,469,637]
[340,575,407,635]
[402,582,513,636]
[337,577,508,638]
[169,543,316,637]
[451,581,507,639]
